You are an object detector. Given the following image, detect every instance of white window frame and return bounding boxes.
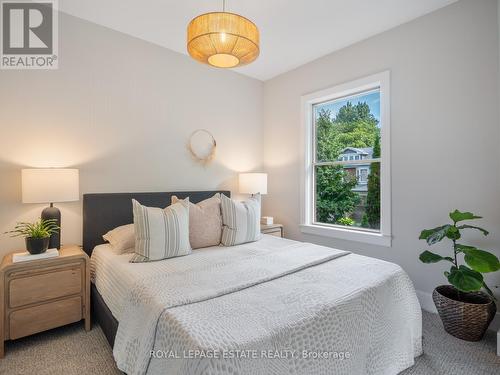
[299,71,391,247]
[357,167,369,183]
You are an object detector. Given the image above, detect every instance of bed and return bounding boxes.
[84,191,422,375]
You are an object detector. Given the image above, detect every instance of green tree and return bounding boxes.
[335,102,377,124]
[316,165,359,223]
[316,108,343,161]
[316,104,379,161]
[361,214,369,228]
[362,134,381,229]
[315,102,379,223]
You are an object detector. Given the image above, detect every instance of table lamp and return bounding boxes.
[21,168,79,249]
[239,173,267,196]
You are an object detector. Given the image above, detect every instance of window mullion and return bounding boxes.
[313,158,381,167]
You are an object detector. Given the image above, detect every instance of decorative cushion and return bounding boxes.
[171,194,222,249]
[221,193,261,246]
[102,224,135,254]
[130,198,191,263]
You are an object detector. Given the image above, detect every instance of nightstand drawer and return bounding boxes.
[9,296,82,339]
[263,229,282,237]
[261,224,283,238]
[9,267,82,308]
[0,245,90,358]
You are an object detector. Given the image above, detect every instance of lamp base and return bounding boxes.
[41,204,61,249]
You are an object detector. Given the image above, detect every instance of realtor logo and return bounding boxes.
[1,0,58,69]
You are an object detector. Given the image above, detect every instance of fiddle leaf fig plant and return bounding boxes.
[418,210,500,299]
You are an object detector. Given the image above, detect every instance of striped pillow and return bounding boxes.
[130,198,191,263]
[221,193,261,246]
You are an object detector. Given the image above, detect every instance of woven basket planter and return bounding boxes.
[432,285,496,341]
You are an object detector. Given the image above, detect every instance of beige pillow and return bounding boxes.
[172,194,222,249]
[102,224,135,254]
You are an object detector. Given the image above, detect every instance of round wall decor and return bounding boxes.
[188,129,217,164]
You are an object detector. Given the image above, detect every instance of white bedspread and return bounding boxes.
[91,236,308,320]
[93,236,422,375]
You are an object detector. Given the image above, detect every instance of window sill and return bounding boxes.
[299,224,392,247]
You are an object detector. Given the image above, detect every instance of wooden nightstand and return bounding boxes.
[261,223,284,238]
[0,245,90,358]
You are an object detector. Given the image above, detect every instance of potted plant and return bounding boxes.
[419,210,500,341]
[5,219,59,254]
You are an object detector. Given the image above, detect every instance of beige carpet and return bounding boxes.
[1,321,121,375]
[1,311,498,375]
[400,311,500,375]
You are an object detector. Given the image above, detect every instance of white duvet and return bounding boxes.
[92,235,422,375]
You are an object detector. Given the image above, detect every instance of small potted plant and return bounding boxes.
[419,210,500,341]
[6,219,59,254]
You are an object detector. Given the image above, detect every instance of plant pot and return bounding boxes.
[432,285,496,341]
[25,237,50,255]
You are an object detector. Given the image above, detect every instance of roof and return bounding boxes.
[340,147,373,159]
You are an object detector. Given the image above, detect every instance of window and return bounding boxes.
[357,168,368,183]
[300,72,391,246]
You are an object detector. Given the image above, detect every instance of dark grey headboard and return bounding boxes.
[82,191,230,256]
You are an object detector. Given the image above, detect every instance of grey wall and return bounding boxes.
[263,0,500,311]
[0,13,264,258]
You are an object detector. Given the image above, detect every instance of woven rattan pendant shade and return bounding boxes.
[187,12,259,68]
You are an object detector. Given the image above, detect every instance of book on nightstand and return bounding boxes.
[12,248,59,263]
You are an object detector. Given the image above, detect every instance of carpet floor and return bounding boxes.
[0,311,498,374]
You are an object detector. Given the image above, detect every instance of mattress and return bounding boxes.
[90,234,298,321]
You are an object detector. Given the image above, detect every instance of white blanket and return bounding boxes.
[112,237,422,375]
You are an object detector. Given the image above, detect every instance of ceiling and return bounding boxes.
[60,0,458,81]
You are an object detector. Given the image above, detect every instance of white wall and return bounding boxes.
[263,0,500,311]
[0,0,498,322]
[0,12,264,258]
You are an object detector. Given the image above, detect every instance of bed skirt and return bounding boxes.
[91,283,118,347]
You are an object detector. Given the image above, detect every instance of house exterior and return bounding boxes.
[337,147,373,192]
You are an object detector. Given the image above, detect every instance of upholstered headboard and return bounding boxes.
[82,191,230,256]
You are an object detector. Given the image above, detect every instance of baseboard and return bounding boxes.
[416,289,500,332]
[416,290,437,314]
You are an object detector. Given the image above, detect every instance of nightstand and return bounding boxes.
[0,245,90,358]
[261,223,284,238]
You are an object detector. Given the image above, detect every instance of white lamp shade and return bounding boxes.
[239,173,267,195]
[22,169,79,204]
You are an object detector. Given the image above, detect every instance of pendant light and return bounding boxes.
[187,0,259,68]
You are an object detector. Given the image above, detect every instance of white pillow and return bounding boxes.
[130,198,191,263]
[102,224,135,254]
[221,193,261,246]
